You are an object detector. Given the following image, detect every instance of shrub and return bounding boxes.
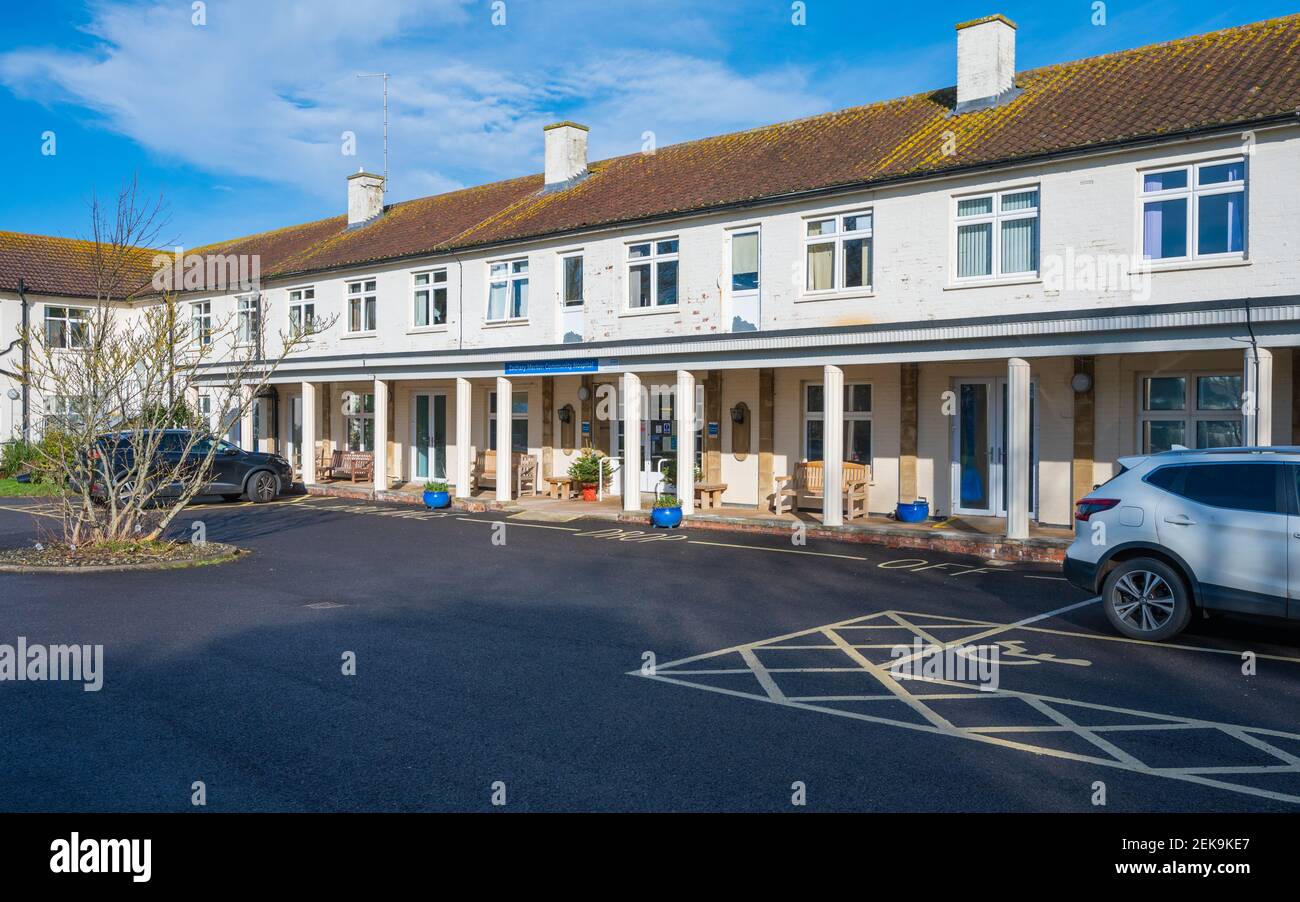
[423,480,449,492]
[653,494,681,509]
[568,447,612,486]
[0,440,37,479]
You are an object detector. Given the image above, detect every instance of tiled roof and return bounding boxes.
[4,14,1299,297]
[0,231,159,299]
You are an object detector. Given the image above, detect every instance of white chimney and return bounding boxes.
[956,14,1018,112]
[543,121,589,188]
[347,169,385,226]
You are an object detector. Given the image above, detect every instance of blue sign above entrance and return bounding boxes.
[504,359,599,376]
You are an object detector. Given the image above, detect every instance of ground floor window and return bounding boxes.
[344,392,375,452]
[488,391,528,453]
[1138,372,1242,453]
[802,382,872,464]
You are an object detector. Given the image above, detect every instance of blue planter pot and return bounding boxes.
[651,506,683,528]
[896,499,930,523]
[423,490,451,510]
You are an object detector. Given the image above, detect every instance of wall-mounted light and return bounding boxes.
[558,404,574,424]
[576,386,591,402]
[1070,373,1093,394]
[731,403,747,424]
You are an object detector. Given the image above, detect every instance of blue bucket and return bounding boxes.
[896,499,930,523]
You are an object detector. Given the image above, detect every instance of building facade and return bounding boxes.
[3,13,1299,536]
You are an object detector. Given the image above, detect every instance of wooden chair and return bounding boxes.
[775,461,870,520]
[316,447,339,481]
[335,450,374,484]
[473,450,538,497]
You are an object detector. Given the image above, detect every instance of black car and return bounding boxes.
[89,429,294,504]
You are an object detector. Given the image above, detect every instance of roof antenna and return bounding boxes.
[356,72,390,193]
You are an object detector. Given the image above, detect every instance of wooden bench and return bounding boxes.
[543,476,577,500]
[335,450,374,484]
[473,450,538,497]
[316,448,338,481]
[775,461,870,520]
[694,482,728,510]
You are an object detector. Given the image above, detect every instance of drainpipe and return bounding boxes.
[1244,298,1260,446]
[17,277,30,442]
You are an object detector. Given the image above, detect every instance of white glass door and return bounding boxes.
[951,378,1037,518]
[411,393,447,481]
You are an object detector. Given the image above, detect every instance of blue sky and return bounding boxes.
[0,0,1294,247]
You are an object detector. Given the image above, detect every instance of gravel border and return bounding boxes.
[0,542,245,574]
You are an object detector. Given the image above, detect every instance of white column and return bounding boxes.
[496,376,512,503]
[622,372,642,512]
[676,370,695,515]
[239,384,255,451]
[301,381,317,484]
[373,377,389,490]
[822,365,845,527]
[455,378,472,498]
[1243,347,1273,447]
[1006,358,1031,540]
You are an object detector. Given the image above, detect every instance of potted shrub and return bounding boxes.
[651,495,683,528]
[568,448,612,502]
[422,480,451,509]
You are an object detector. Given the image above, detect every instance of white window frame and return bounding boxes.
[43,305,91,350]
[1136,371,1244,454]
[953,186,1040,282]
[729,226,761,296]
[190,301,212,346]
[802,210,872,296]
[236,295,260,346]
[559,252,584,308]
[488,390,529,453]
[343,391,375,452]
[411,268,448,330]
[288,286,317,336]
[346,279,377,334]
[1139,157,1247,263]
[625,236,679,311]
[801,381,873,466]
[486,258,530,323]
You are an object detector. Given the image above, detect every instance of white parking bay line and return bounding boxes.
[1011,596,1102,627]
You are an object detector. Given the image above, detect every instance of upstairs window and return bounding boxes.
[628,239,678,309]
[347,280,377,333]
[190,301,212,346]
[237,295,260,345]
[731,229,760,293]
[955,188,1039,279]
[805,212,871,292]
[44,306,90,350]
[488,259,529,321]
[561,254,584,307]
[288,287,316,336]
[1141,159,1245,261]
[413,269,448,327]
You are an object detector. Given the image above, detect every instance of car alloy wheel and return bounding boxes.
[250,472,277,503]
[1110,569,1175,633]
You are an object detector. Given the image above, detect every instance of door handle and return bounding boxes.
[1163,514,1196,526]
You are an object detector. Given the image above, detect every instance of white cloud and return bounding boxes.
[0,0,832,208]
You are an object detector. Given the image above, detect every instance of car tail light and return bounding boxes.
[1075,498,1120,522]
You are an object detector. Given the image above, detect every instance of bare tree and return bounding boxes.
[20,179,331,547]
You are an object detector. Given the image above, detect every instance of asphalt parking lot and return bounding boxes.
[2,493,1300,812]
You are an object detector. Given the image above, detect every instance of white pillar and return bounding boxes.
[1243,347,1273,446]
[1006,358,1031,540]
[676,370,695,515]
[373,377,389,490]
[239,384,255,451]
[622,372,642,512]
[455,378,472,498]
[301,381,317,484]
[822,365,845,527]
[496,376,512,503]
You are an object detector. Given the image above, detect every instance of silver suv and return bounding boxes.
[1064,447,1299,641]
